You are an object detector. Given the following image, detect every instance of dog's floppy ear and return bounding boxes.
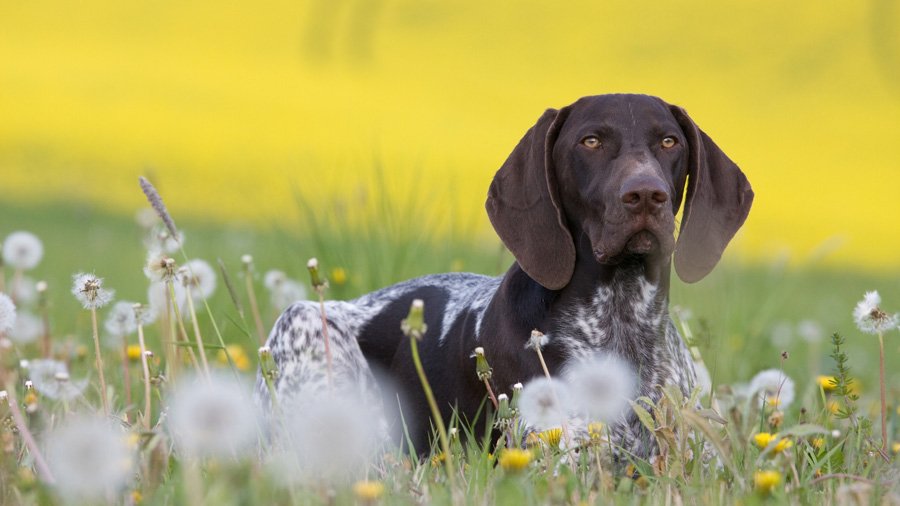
[669,105,754,283]
[486,107,575,290]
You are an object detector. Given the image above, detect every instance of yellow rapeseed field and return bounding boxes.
[1,1,898,268]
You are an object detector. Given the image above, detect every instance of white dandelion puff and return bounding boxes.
[27,359,88,400]
[166,373,260,459]
[148,280,186,318]
[9,310,41,344]
[748,369,795,410]
[263,270,286,291]
[797,319,824,343]
[564,353,638,423]
[44,415,133,500]
[71,273,114,310]
[0,293,15,334]
[178,259,217,301]
[2,231,44,270]
[270,392,381,484]
[104,301,139,337]
[853,291,898,335]
[270,279,307,311]
[143,250,178,282]
[518,377,573,430]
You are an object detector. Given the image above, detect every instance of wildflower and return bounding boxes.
[816,375,837,392]
[753,432,792,453]
[510,382,523,414]
[178,259,217,301]
[2,231,43,270]
[258,346,278,380]
[539,427,562,447]
[44,416,133,500]
[331,267,347,286]
[0,293,16,334]
[265,271,307,310]
[104,301,139,337]
[400,299,427,341]
[564,353,637,423]
[518,377,572,430]
[430,452,447,467]
[71,273,114,309]
[306,258,326,292]
[472,347,492,381]
[26,360,88,401]
[754,470,781,494]
[352,480,385,502]
[748,369,795,409]
[892,442,900,454]
[498,448,532,472]
[812,438,825,450]
[217,344,250,371]
[588,422,605,441]
[144,251,178,282]
[263,270,286,290]
[853,291,898,335]
[166,373,260,459]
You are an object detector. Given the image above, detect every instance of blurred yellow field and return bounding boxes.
[1,1,898,268]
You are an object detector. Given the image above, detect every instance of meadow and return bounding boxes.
[0,181,898,505]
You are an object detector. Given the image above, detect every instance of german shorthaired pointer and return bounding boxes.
[256,94,753,457]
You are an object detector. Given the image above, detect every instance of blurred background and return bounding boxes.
[1,1,899,383]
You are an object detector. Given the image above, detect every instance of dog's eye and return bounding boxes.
[581,136,601,149]
[661,136,678,149]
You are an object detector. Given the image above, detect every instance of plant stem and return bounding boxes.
[3,381,55,484]
[184,287,211,377]
[136,321,153,431]
[244,272,266,344]
[409,336,457,494]
[317,293,334,390]
[121,337,133,423]
[90,306,110,416]
[878,331,887,453]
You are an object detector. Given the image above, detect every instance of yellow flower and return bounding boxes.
[826,400,841,415]
[754,470,782,493]
[539,428,562,447]
[811,438,825,450]
[498,448,532,472]
[131,490,143,504]
[430,452,446,467]
[817,375,837,392]
[754,433,792,453]
[352,480,385,502]
[217,344,250,371]
[331,267,347,286]
[892,442,900,454]
[588,422,604,440]
[127,345,142,361]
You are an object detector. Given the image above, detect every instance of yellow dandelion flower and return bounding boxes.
[352,480,385,502]
[625,464,637,477]
[524,432,541,447]
[811,438,825,450]
[826,400,841,415]
[892,442,900,454]
[131,490,143,503]
[539,428,562,447]
[754,432,777,449]
[126,345,142,361]
[75,344,89,360]
[23,390,38,406]
[331,267,348,286]
[817,375,837,392]
[754,470,782,493]
[217,344,250,371]
[126,432,141,449]
[498,448,532,472]
[588,422,604,440]
[430,452,446,467]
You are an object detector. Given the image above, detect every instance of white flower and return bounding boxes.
[564,353,637,423]
[518,377,573,430]
[143,250,178,282]
[71,273,114,310]
[269,392,381,484]
[27,359,88,400]
[44,415,133,500]
[166,373,260,459]
[2,231,44,270]
[104,301,138,337]
[271,279,307,311]
[748,369,795,410]
[9,310,41,344]
[853,291,898,335]
[0,293,15,334]
[148,280,186,318]
[264,270,287,291]
[178,259,216,301]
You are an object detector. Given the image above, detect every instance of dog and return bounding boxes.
[256,94,753,458]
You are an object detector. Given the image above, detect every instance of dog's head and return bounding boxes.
[486,94,753,289]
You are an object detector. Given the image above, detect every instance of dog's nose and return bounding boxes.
[620,177,669,214]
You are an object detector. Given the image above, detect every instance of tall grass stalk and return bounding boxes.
[135,306,153,431]
[183,286,211,377]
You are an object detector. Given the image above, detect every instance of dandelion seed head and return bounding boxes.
[44,415,133,500]
[104,301,139,337]
[853,290,898,334]
[36,280,48,293]
[748,369,795,410]
[178,259,217,301]
[0,293,16,334]
[306,257,318,269]
[71,273,115,310]
[166,373,260,459]
[148,280,186,318]
[270,279,307,311]
[241,254,253,266]
[263,270,286,290]
[144,251,178,282]
[518,377,572,430]
[797,319,823,343]
[27,359,87,401]
[2,231,44,270]
[9,310,41,344]
[526,329,549,351]
[564,353,637,423]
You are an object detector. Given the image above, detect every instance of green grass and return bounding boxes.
[1,196,899,505]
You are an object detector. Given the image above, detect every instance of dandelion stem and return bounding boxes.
[535,347,552,380]
[3,380,55,484]
[482,378,499,409]
[90,306,111,416]
[121,337,133,422]
[136,316,152,431]
[243,267,266,345]
[184,286,211,377]
[167,281,200,375]
[878,331,887,453]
